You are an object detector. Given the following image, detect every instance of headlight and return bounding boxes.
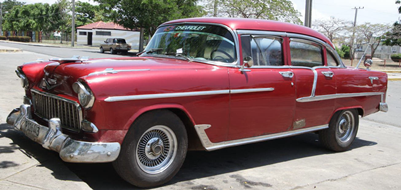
[15,69,29,88]
[72,81,95,109]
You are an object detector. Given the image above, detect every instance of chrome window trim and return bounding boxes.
[104,87,275,102]
[31,89,83,131]
[287,33,345,68]
[153,22,241,68]
[195,124,328,151]
[237,30,287,37]
[296,92,384,103]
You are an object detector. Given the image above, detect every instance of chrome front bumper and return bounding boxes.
[7,104,121,163]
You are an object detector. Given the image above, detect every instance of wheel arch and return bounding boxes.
[331,106,364,120]
[123,104,205,151]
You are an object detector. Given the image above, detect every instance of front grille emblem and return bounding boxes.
[42,77,61,90]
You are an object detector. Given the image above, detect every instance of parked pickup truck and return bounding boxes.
[7,17,388,188]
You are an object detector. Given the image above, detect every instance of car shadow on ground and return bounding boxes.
[0,123,87,182]
[66,132,376,189]
[1,123,377,189]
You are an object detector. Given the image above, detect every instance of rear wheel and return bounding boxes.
[319,109,359,151]
[113,110,188,188]
[110,48,116,54]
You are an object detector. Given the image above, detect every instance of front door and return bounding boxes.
[228,34,296,140]
[87,32,93,45]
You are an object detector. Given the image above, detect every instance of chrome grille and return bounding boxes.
[31,89,82,132]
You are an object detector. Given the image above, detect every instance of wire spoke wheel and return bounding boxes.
[136,125,177,174]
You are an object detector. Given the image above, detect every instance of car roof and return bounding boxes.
[162,17,333,48]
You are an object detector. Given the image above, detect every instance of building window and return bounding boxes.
[79,32,87,35]
[96,31,111,36]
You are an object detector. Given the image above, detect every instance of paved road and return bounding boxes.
[0,41,136,58]
[1,45,401,190]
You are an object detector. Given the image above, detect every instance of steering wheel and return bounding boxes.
[211,50,234,62]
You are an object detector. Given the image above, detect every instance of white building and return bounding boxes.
[77,21,140,50]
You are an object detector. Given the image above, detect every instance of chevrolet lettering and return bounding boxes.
[7,18,388,188]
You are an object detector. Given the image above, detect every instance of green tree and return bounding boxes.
[383,1,401,46]
[75,1,111,27]
[95,0,205,36]
[1,0,25,15]
[204,0,302,24]
[3,2,66,41]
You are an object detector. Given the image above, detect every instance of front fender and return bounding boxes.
[122,104,196,131]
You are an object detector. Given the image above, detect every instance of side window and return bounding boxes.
[290,39,323,67]
[327,51,339,66]
[241,35,283,66]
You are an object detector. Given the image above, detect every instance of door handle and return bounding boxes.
[321,71,334,78]
[279,71,294,78]
[369,76,378,84]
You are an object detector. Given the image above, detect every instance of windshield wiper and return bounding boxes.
[176,54,193,62]
[144,48,163,54]
[164,52,193,62]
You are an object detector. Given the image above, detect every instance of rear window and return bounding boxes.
[116,39,126,43]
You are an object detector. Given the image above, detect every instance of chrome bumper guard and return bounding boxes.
[7,104,121,163]
[380,102,388,112]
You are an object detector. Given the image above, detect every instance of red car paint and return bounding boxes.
[19,18,387,147]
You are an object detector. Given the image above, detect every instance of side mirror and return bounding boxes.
[240,56,253,72]
[244,56,254,67]
[364,59,372,69]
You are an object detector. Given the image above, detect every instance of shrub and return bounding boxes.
[341,45,350,59]
[8,36,31,42]
[0,36,6,40]
[336,47,345,58]
[391,53,401,62]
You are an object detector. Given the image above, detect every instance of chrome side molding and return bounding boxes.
[194,124,328,151]
[296,92,384,103]
[105,88,275,102]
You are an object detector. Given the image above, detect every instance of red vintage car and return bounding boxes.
[7,18,388,187]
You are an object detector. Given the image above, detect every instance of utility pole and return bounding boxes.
[350,6,364,66]
[0,3,3,36]
[213,0,218,17]
[71,0,75,47]
[304,0,312,28]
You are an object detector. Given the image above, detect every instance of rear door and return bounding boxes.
[289,38,336,129]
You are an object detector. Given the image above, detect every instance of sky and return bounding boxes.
[16,0,401,25]
[290,0,399,25]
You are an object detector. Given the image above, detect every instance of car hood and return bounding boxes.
[40,56,213,96]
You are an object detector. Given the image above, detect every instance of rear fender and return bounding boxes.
[330,106,364,121]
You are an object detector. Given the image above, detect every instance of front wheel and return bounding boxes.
[100,47,104,53]
[319,109,359,152]
[113,110,188,188]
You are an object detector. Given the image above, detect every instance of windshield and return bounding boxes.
[142,24,237,63]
